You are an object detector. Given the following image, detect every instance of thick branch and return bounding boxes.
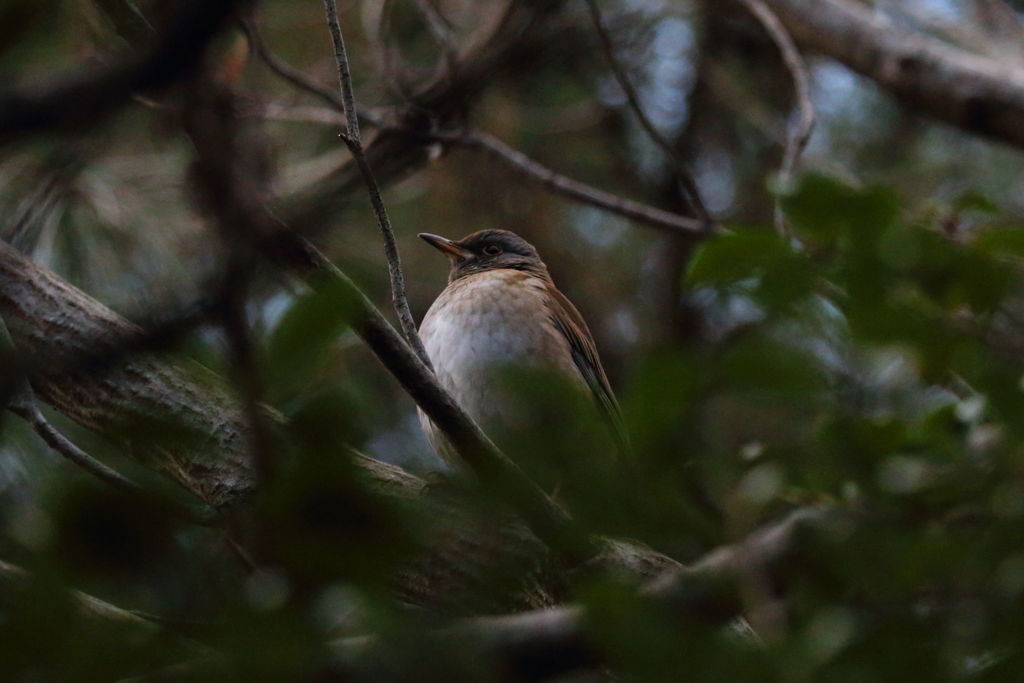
[762,0,1024,149]
[0,238,615,608]
[331,508,832,681]
[0,240,254,508]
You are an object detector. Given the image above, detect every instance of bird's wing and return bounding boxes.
[545,284,630,456]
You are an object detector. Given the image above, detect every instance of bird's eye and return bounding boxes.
[482,245,502,256]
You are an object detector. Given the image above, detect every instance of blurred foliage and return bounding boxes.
[3,0,1024,680]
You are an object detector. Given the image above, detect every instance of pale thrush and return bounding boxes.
[417,229,626,465]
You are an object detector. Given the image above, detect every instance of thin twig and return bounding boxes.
[410,0,459,78]
[0,311,138,492]
[321,0,432,371]
[240,17,345,112]
[240,17,388,129]
[738,0,816,237]
[439,129,708,237]
[583,0,714,232]
[245,99,707,237]
[9,391,140,493]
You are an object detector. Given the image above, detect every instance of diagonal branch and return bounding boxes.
[1,313,138,492]
[328,507,833,680]
[0,236,684,608]
[240,17,344,113]
[737,0,816,237]
[437,130,708,237]
[761,0,1024,149]
[582,0,714,231]
[282,0,572,232]
[321,0,432,370]
[0,559,156,628]
[8,392,140,494]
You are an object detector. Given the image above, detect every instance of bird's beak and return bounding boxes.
[419,233,472,259]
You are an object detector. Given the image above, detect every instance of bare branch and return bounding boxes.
[582,0,713,232]
[410,0,460,79]
[283,0,572,231]
[240,17,343,112]
[8,390,139,493]
[240,18,388,130]
[762,0,1024,149]
[0,559,156,628]
[322,0,432,371]
[737,0,816,237]
[1,309,137,491]
[440,130,709,237]
[248,99,707,237]
[246,90,709,238]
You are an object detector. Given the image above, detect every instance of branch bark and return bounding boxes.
[329,507,832,681]
[0,236,669,609]
[761,0,1024,149]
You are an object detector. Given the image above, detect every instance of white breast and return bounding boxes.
[417,270,580,462]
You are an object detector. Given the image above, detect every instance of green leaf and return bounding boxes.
[266,277,360,401]
[782,173,900,246]
[687,226,789,285]
[975,223,1024,260]
[954,190,1001,215]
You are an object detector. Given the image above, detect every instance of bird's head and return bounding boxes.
[419,229,549,283]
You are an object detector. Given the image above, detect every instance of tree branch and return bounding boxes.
[0,559,156,629]
[582,0,713,231]
[321,0,432,370]
[1,313,137,492]
[439,130,709,237]
[282,0,571,231]
[737,0,815,236]
[246,101,708,237]
[761,0,1024,149]
[329,507,833,681]
[8,391,140,494]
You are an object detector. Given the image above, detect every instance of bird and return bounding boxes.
[416,229,627,469]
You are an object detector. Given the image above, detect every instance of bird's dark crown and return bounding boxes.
[422,229,549,283]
